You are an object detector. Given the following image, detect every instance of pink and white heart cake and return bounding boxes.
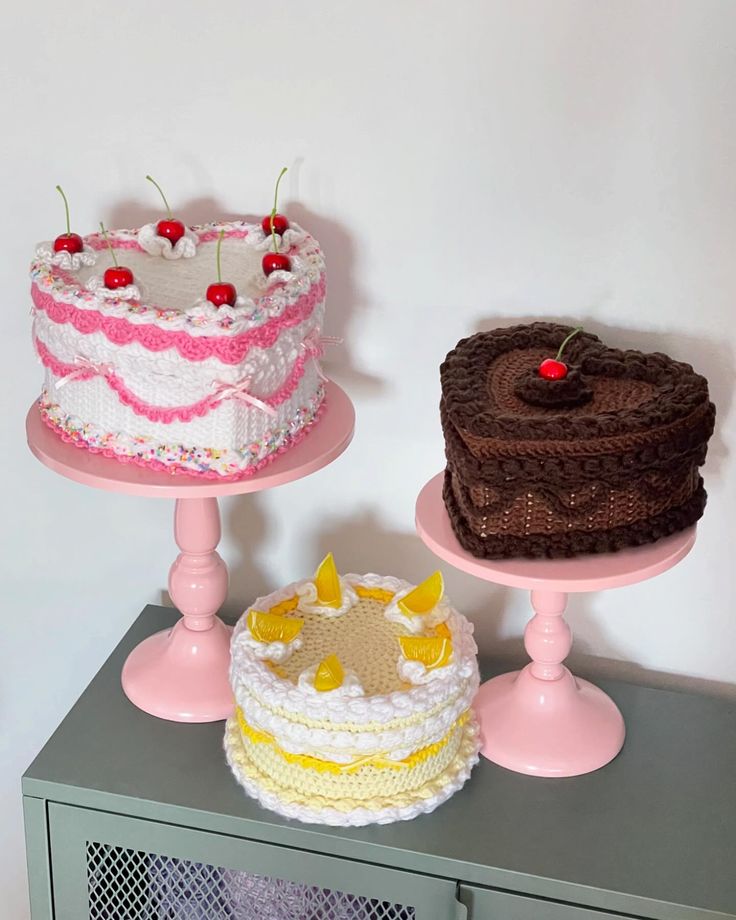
[30,220,328,479]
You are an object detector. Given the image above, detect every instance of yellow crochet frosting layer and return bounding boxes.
[224,713,481,825]
[236,707,469,800]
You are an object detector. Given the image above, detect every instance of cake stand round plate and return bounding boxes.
[415,472,696,777]
[26,381,354,498]
[27,382,355,722]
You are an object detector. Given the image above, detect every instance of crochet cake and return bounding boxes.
[225,554,480,826]
[441,322,715,559]
[30,180,329,479]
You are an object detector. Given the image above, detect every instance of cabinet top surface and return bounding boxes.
[24,606,736,919]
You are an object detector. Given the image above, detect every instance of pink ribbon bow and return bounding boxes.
[212,378,278,417]
[301,330,342,381]
[55,355,113,390]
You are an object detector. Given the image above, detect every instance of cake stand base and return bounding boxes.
[415,472,696,777]
[121,618,233,723]
[475,665,625,777]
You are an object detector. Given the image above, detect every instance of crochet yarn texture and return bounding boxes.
[440,322,715,559]
[225,561,481,826]
[30,220,329,478]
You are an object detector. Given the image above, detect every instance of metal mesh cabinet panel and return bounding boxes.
[48,805,456,920]
[86,840,416,920]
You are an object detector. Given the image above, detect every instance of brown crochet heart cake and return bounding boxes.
[440,322,715,559]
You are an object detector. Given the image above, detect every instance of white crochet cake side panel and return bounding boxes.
[40,361,323,447]
[40,382,325,477]
[33,300,326,409]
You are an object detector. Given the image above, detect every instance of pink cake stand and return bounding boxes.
[415,472,696,777]
[26,382,355,723]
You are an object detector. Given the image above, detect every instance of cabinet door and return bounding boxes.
[48,803,460,920]
[458,885,628,920]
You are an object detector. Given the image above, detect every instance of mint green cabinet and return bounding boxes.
[22,606,736,920]
[458,885,629,920]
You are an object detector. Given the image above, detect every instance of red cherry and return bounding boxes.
[156,218,186,245]
[104,266,134,289]
[539,358,568,380]
[261,213,289,237]
[262,252,291,276]
[53,233,84,254]
[206,282,237,307]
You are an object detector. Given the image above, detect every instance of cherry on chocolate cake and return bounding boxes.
[538,326,582,380]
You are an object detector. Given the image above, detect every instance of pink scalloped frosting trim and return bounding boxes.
[35,336,320,424]
[39,392,326,481]
[31,275,326,365]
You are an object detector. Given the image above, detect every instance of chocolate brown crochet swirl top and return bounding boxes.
[440,322,715,559]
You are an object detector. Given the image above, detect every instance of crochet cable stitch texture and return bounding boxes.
[440,322,715,559]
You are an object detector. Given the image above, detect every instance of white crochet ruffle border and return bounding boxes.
[31,220,325,337]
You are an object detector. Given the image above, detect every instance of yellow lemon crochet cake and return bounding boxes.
[225,554,481,826]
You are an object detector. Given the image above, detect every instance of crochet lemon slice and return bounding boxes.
[247,610,304,644]
[398,571,444,617]
[314,654,345,691]
[314,552,343,608]
[399,635,452,670]
[434,621,452,640]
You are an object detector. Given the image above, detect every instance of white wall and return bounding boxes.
[2,0,735,915]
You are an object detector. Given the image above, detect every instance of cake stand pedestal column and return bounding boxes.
[121,497,233,722]
[26,380,355,723]
[415,472,696,777]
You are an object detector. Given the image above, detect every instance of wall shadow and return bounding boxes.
[219,495,272,619]
[157,494,271,617]
[107,196,389,406]
[287,201,386,398]
[305,511,713,700]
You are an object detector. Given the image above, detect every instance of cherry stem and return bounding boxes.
[56,185,72,237]
[555,326,583,361]
[145,175,173,219]
[272,166,287,215]
[216,229,224,283]
[270,166,287,253]
[99,222,118,267]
